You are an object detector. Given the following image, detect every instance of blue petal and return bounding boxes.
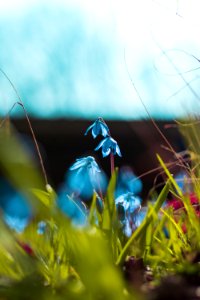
[115,167,142,196]
[100,123,110,137]
[92,121,100,138]
[89,161,101,173]
[116,144,122,157]
[115,195,130,210]
[124,219,132,237]
[102,147,111,157]
[70,161,85,170]
[70,157,95,171]
[105,137,112,147]
[129,196,141,213]
[84,124,94,136]
[69,158,88,170]
[85,119,110,139]
[92,171,108,194]
[129,178,142,194]
[92,129,98,138]
[95,139,105,151]
[67,169,94,199]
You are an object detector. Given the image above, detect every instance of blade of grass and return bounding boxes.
[157,154,183,198]
[88,192,97,225]
[160,208,187,245]
[182,194,200,241]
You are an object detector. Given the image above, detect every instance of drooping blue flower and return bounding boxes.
[115,192,144,236]
[95,137,122,157]
[115,192,141,215]
[69,156,101,173]
[115,166,142,198]
[123,208,147,237]
[84,117,110,138]
[70,156,101,176]
[68,156,108,200]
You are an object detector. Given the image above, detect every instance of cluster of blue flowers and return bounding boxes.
[60,118,146,236]
[115,192,143,236]
[84,117,122,157]
[58,118,122,224]
[2,118,146,237]
[65,118,122,203]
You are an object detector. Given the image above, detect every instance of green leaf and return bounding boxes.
[31,188,52,207]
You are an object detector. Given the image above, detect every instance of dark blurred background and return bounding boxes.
[11,118,185,200]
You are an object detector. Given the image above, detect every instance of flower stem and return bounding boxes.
[110,152,115,175]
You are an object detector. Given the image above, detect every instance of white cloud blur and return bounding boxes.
[0,0,200,119]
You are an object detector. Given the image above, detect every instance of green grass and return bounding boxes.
[0,122,200,299]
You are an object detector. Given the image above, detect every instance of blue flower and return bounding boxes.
[95,137,122,157]
[70,156,101,176]
[115,192,141,215]
[85,117,110,138]
[115,192,144,236]
[68,156,107,199]
[123,207,147,236]
[115,167,142,197]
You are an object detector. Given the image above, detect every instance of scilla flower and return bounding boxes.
[85,117,110,138]
[95,137,122,157]
[115,166,143,198]
[115,192,141,214]
[68,156,107,200]
[115,192,143,236]
[70,156,101,176]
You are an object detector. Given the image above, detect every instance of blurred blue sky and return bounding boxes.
[0,0,200,119]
